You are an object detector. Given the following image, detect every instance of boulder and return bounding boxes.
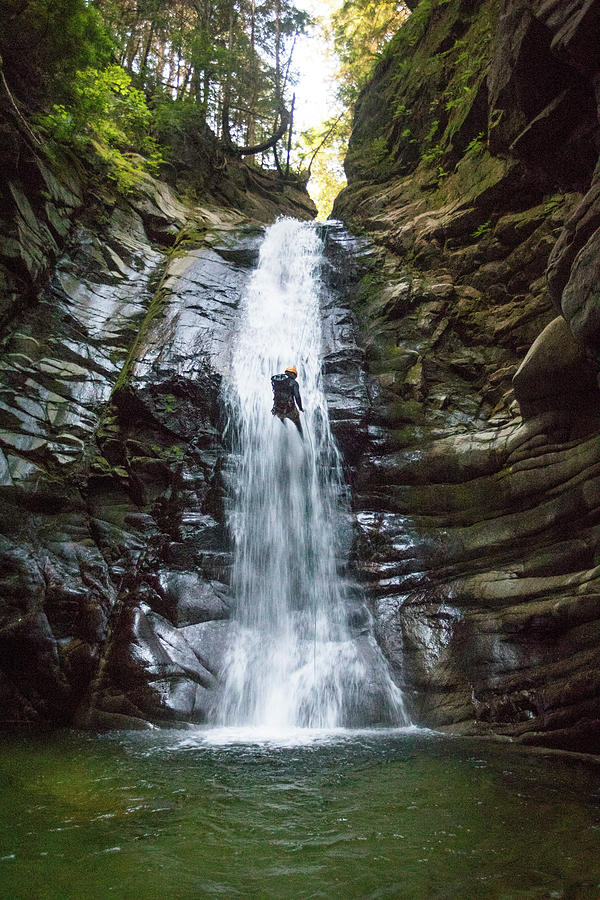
[512,315,600,422]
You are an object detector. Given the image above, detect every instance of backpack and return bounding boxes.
[271,373,294,399]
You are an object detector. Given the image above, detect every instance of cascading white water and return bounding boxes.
[213,218,407,729]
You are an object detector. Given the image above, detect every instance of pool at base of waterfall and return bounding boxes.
[0,728,599,899]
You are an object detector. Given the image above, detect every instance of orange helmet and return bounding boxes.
[285,366,298,377]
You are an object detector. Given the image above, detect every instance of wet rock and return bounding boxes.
[320,223,373,471]
[158,571,231,626]
[547,174,600,314]
[0,521,112,724]
[0,195,249,727]
[351,413,600,744]
[126,172,188,245]
[0,152,84,332]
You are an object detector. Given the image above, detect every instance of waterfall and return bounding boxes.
[213,218,407,730]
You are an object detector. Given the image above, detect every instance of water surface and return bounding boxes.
[0,728,599,899]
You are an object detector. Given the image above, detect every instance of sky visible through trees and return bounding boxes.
[292,0,409,215]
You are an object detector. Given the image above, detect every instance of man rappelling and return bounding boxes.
[271,366,304,437]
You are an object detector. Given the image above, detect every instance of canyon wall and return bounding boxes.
[334,0,600,752]
[0,136,316,728]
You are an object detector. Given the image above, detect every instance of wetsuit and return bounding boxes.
[271,373,304,435]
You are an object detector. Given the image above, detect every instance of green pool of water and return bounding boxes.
[0,727,598,899]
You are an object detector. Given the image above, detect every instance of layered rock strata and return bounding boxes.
[333,0,600,752]
[0,152,315,727]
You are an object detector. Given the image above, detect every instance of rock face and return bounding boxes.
[0,135,315,728]
[333,0,600,752]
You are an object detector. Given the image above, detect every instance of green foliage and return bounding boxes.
[329,0,409,108]
[421,144,443,165]
[439,3,496,127]
[152,98,207,140]
[0,0,111,109]
[405,0,433,46]
[383,0,432,58]
[356,269,386,309]
[151,443,186,463]
[441,40,485,117]
[424,119,439,142]
[3,0,316,171]
[391,58,412,84]
[488,107,504,132]
[345,133,394,180]
[294,0,409,206]
[393,102,412,122]
[296,117,348,219]
[97,0,311,155]
[465,132,485,155]
[156,394,179,414]
[471,220,492,239]
[91,455,128,479]
[365,136,391,168]
[543,196,563,215]
[419,118,444,168]
[39,66,150,144]
[36,66,163,193]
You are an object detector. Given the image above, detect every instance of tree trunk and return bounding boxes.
[235,106,289,158]
[166,46,177,92]
[246,0,256,146]
[177,65,192,100]
[202,68,210,113]
[273,139,283,175]
[220,2,235,147]
[274,0,281,103]
[140,20,156,82]
[285,92,294,176]
[124,7,142,69]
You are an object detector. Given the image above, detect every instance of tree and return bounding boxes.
[0,0,314,185]
[329,0,410,107]
[188,0,306,159]
[96,0,309,162]
[0,0,110,110]
[297,115,347,217]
